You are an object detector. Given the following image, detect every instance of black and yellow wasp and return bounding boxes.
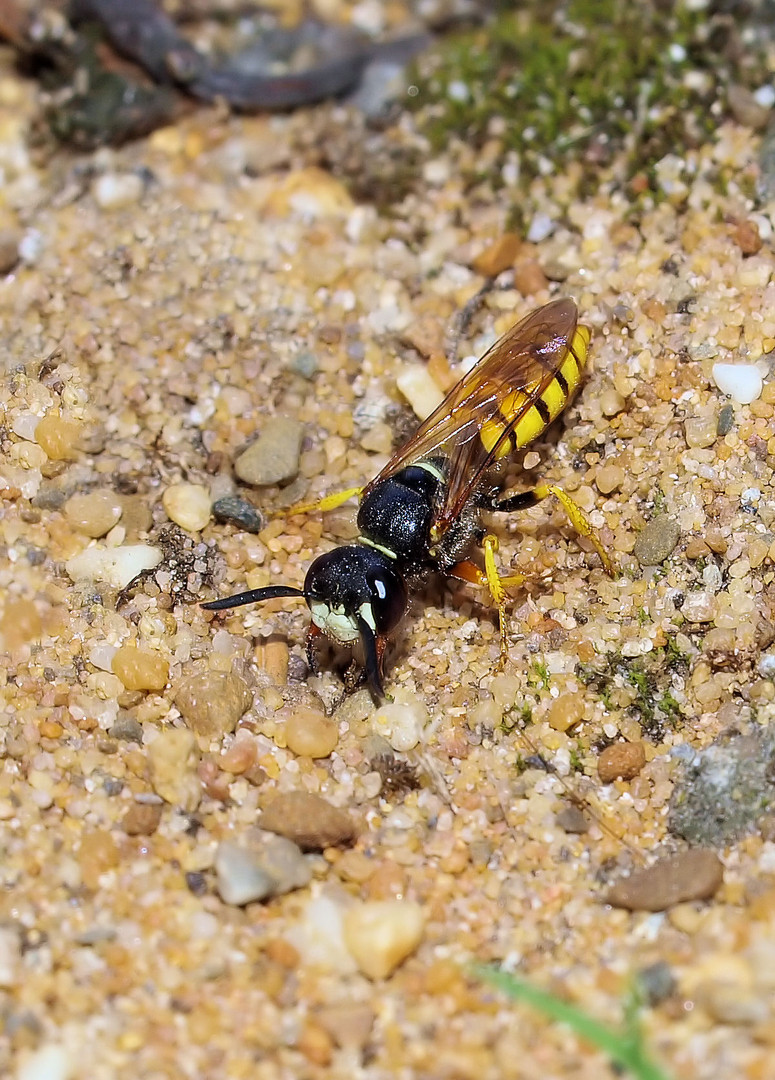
[203,297,612,696]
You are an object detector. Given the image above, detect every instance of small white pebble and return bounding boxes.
[712,362,763,404]
[343,900,425,980]
[754,84,775,109]
[162,483,211,532]
[372,691,427,752]
[92,172,143,211]
[526,212,555,243]
[17,1044,73,1080]
[396,364,444,420]
[65,544,162,589]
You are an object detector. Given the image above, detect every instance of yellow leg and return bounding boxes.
[483,535,526,669]
[286,486,363,517]
[532,483,614,575]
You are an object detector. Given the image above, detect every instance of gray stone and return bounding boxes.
[211,495,264,533]
[234,417,304,486]
[633,516,680,566]
[215,832,312,905]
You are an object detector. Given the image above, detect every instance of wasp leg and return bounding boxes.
[287,486,363,517]
[451,540,526,669]
[491,484,613,575]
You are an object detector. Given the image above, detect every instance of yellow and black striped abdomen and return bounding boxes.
[480,323,590,457]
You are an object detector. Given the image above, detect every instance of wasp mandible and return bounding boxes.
[203,298,613,696]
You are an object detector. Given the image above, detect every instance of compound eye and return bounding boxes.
[367,569,407,635]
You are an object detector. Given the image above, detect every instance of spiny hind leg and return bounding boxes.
[492,483,613,575]
[451,536,526,669]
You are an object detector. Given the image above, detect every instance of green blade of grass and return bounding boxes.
[472,965,672,1080]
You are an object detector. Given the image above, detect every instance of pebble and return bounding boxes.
[316,1003,375,1050]
[108,714,144,742]
[260,791,356,850]
[17,1044,74,1080]
[599,386,626,417]
[636,961,677,1006]
[680,590,716,622]
[215,833,311,905]
[372,693,428,751]
[64,490,123,538]
[712,362,763,405]
[65,544,162,590]
[211,495,264,532]
[0,597,42,650]
[92,172,144,210]
[0,227,21,274]
[716,403,735,435]
[595,463,624,495]
[472,233,521,277]
[342,900,425,980]
[0,925,21,988]
[733,218,762,256]
[34,412,83,460]
[546,691,585,733]
[112,645,169,692]
[727,83,770,130]
[513,259,549,296]
[174,670,252,743]
[684,415,717,449]
[147,728,201,811]
[121,802,162,836]
[162,483,211,532]
[633,516,680,566]
[598,741,646,783]
[555,805,589,834]
[285,706,339,758]
[606,849,723,911]
[396,363,445,421]
[234,417,304,486]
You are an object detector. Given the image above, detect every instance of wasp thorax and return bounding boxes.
[303,545,407,646]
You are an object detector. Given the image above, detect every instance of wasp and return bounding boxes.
[203,298,613,697]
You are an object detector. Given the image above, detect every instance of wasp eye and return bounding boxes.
[366,568,407,635]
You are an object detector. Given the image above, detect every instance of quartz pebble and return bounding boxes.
[34,412,82,460]
[260,791,356,850]
[372,694,427,751]
[285,707,339,758]
[633,516,680,566]
[148,728,201,811]
[546,691,585,732]
[598,741,646,782]
[343,900,425,980]
[64,490,123,538]
[215,832,311,905]
[396,364,444,420]
[595,464,624,494]
[174,670,252,744]
[684,415,717,449]
[112,645,169,692]
[712,362,763,405]
[92,172,143,210]
[212,495,264,532]
[606,849,723,911]
[162,483,211,531]
[17,1044,74,1080]
[234,417,304,486]
[65,544,162,590]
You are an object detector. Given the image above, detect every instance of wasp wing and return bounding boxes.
[365,298,581,537]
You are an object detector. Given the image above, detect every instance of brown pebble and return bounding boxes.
[260,791,356,850]
[298,1020,333,1067]
[606,849,724,911]
[315,1004,375,1050]
[513,259,549,296]
[78,830,119,890]
[472,232,521,277]
[0,597,42,650]
[733,218,762,257]
[64,490,123,538]
[0,228,21,274]
[121,802,162,836]
[598,741,647,783]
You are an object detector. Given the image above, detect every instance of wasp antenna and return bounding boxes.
[202,585,304,611]
[356,614,384,700]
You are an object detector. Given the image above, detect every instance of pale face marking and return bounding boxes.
[308,600,376,644]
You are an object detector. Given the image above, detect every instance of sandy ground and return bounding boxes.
[2,8,775,1080]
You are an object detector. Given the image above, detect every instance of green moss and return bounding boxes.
[579,641,687,739]
[411,1,758,189]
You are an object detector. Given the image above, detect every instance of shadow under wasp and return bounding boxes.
[203,297,613,698]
